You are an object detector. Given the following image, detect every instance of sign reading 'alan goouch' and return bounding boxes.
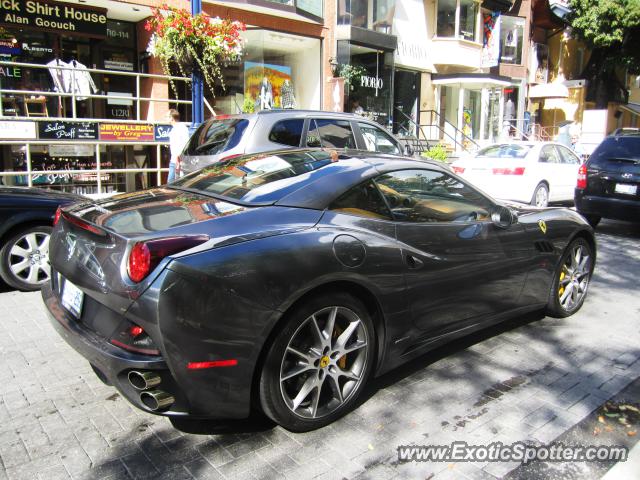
[0,0,107,38]
[100,123,155,142]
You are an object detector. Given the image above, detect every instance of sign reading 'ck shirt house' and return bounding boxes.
[0,0,107,38]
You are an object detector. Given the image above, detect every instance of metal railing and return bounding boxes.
[0,60,215,122]
[394,108,432,154]
[420,109,480,153]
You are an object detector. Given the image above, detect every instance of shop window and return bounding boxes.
[269,119,304,147]
[314,119,356,149]
[499,16,525,65]
[338,0,396,31]
[437,0,479,42]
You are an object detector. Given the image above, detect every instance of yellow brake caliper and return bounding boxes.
[333,325,347,369]
[558,268,567,297]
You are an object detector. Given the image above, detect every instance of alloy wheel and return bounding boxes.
[534,185,549,207]
[557,243,591,311]
[8,231,51,287]
[279,306,369,419]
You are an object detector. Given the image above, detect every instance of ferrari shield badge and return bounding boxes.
[538,220,547,234]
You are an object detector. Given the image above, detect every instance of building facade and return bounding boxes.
[0,0,329,195]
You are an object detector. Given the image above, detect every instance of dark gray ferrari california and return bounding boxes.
[42,149,596,432]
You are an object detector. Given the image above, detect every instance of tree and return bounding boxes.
[568,0,640,107]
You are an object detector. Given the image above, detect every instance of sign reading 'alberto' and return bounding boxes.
[0,0,107,38]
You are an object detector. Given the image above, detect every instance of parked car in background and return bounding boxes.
[451,142,582,207]
[43,149,595,433]
[575,131,640,227]
[0,187,84,291]
[178,110,409,175]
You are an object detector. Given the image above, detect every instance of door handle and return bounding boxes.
[406,254,424,269]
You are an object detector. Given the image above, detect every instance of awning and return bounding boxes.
[529,82,569,99]
[620,103,640,117]
[482,0,514,12]
[432,73,512,88]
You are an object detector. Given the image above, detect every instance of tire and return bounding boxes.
[583,214,601,228]
[531,183,549,207]
[546,237,594,318]
[259,292,375,432]
[0,225,52,291]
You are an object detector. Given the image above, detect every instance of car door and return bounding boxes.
[555,144,582,200]
[373,168,530,337]
[355,122,402,155]
[537,145,563,200]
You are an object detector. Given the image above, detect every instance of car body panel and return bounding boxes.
[452,142,581,204]
[42,150,596,421]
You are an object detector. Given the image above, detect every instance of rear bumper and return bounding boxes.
[575,190,640,222]
[42,282,252,420]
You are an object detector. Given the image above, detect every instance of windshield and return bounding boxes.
[184,119,249,156]
[172,150,338,204]
[476,144,533,158]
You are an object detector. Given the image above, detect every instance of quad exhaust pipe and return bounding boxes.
[140,390,175,411]
[128,371,161,390]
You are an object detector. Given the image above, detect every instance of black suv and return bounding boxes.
[575,132,640,227]
[178,110,410,174]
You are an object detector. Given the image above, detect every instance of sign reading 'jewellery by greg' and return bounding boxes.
[0,0,107,38]
[99,123,155,142]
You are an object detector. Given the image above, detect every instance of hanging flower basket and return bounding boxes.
[145,5,246,95]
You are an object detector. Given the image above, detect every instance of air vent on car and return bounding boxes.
[534,241,555,253]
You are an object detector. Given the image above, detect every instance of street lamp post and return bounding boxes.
[191,0,204,131]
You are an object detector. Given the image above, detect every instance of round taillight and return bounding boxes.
[128,242,151,283]
[53,207,62,226]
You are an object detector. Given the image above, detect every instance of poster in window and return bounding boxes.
[244,61,292,110]
[481,12,500,68]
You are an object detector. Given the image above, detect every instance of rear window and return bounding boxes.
[588,137,640,168]
[172,150,337,204]
[476,144,533,158]
[184,119,249,156]
[268,119,304,147]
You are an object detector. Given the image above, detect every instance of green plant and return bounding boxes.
[421,144,449,162]
[337,64,366,90]
[242,95,255,114]
[145,5,245,95]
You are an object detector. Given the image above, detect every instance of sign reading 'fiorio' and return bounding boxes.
[0,0,107,38]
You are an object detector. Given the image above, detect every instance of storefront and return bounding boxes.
[433,74,511,145]
[0,0,175,195]
[210,28,322,115]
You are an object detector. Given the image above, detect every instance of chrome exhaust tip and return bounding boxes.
[140,390,175,411]
[128,371,161,390]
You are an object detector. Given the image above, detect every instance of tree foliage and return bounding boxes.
[569,0,640,73]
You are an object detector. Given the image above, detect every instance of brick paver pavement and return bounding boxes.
[1,220,639,480]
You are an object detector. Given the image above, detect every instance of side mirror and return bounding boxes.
[491,205,518,229]
[404,143,414,156]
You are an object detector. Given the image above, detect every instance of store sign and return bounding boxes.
[0,0,107,38]
[154,124,172,141]
[49,144,94,157]
[0,39,20,55]
[360,75,383,90]
[100,123,154,142]
[104,60,134,72]
[0,121,36,139]
[38,121,98,140]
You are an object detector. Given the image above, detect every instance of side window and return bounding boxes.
[358,123,401,154]
[539,145,560,163]
[314,119,356,149]
[306,119,322,147]
[374,169,492,223]
[329,180,392,220]
[268,119,304,147]
[557,145,580,165]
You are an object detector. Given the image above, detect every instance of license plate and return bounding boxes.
[614,183,637,195]
[61,278,84,318]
